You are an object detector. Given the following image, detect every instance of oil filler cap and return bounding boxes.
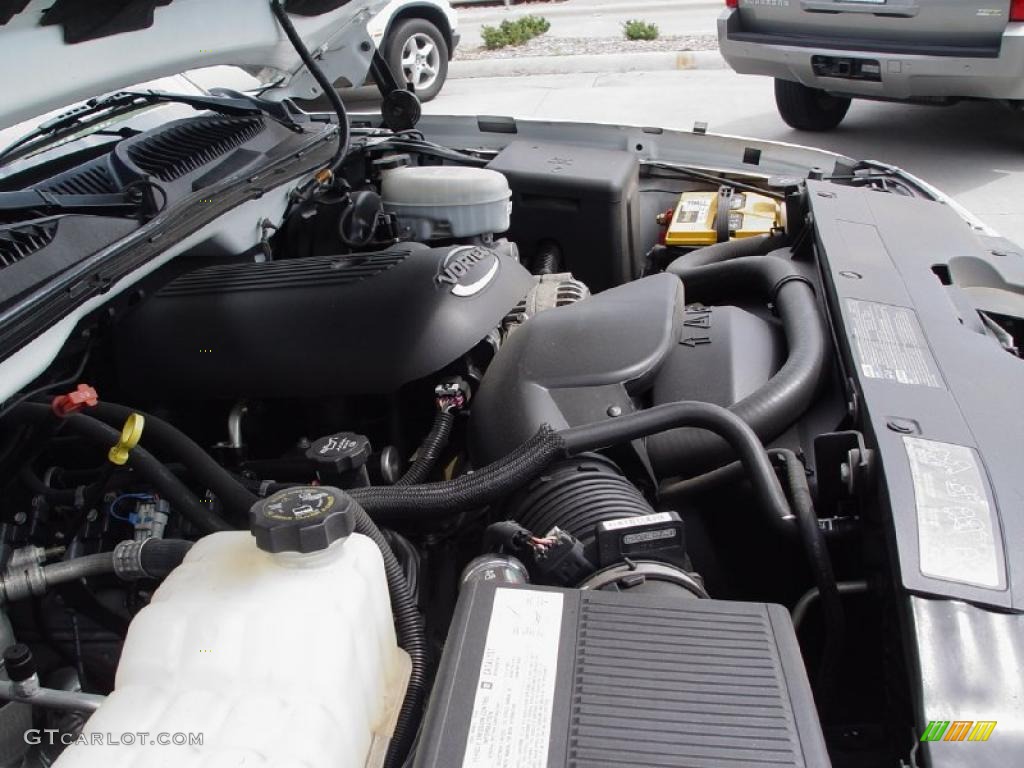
[305,432,372,474]
[249,486,356,554]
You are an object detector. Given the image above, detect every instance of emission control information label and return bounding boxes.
[845,299,943,388]
[462,589,563,768]
[904,437,1003,589]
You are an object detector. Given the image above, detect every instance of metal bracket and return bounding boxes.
[813,430,875,517]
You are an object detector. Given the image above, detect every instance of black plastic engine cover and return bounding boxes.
[471,274,684,463]
[116,243,533,398]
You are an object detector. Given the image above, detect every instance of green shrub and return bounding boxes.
[623,19,659,41]
[480,15,551,50]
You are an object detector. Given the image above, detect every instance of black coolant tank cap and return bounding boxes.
[250,486,356,554]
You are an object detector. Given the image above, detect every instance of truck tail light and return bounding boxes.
[725,0,739,7]
[1012,0,1024,22]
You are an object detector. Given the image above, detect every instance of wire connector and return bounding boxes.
[50,383,98,417]
[434,377,471,414]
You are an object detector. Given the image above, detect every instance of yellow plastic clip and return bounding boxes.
[108,413,145,466]
[314,168,334,186]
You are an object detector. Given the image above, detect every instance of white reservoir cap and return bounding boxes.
[381,166,511,208]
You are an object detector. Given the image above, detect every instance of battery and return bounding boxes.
[414,581,830,768]
[665,187,781,247]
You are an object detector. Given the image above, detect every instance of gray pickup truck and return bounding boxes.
[718,0,1024,130]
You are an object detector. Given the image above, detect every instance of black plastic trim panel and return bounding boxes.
[40,0,173,44]
[809,181,1020,610]
[728,29,1000,59]
[0,0,29,26]
[0,126,338,361]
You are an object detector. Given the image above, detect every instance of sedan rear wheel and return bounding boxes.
[386,19,449,102]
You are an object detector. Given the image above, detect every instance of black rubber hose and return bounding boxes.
[659,448,796,502]
[12,405,232,534]
[138,539,194,579]
[18,466,79,504]
[16,539,193,596]
[396,411,454,486]
[87,402,258,517]
[560,402,795,532]
[349,503,426,768]
[669,232,788,269]
[775,449,841,711]
[348,427,567,525]
[654,254,828,477]
[270,0,350,175]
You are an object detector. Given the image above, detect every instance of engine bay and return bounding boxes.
[0,109,1021,768]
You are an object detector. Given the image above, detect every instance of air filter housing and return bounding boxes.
[415,582,830,768]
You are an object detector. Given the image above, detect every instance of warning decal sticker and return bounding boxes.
[904,437,1003,589]
[845,299,944,389]
[462,588,563,768]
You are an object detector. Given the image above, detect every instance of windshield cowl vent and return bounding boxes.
[125,116,264,183]
[43,164,117,195]
[0,221,58,269]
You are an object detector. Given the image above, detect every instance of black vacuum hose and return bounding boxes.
[348,427,567,525]
[349,504,427,768]
[396,411,454,486]
[775,449,841,711]
[18,466,79,505]
[560,401,795,532]
[655,254,828,477]
[87,402,258,518]
[12,405,233,534]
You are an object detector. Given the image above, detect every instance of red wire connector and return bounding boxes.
[51,384,98,417]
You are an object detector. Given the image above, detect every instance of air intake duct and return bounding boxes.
[506,455,700,596]
[510,455,652,556]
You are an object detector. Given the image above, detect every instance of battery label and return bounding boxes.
[462,589,563,768]
[845,299,944,388]
[675,196,711,226]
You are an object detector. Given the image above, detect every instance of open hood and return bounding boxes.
[0,0,387,132]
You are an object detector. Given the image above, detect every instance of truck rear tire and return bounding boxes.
[774,79,851,132]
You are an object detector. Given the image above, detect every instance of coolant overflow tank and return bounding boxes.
[54,487,410,768]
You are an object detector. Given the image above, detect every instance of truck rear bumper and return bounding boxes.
[718,11,1024,102]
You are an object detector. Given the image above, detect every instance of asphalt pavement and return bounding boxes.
[423,68,1024,246]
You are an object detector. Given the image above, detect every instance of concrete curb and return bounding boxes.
[450,49,726,79]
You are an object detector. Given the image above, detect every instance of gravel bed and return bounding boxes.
[456,34,719,60]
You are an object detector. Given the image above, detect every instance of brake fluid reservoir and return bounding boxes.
[55,487,410,768]
[381,165,512,241]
